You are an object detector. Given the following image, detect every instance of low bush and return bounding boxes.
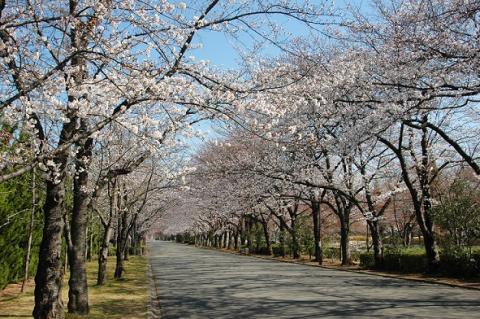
[359,253,375,268]
[439,252,480,278]
[382,249,426,273]
[350,250,362,262]
[360,247,480,278]
[255,246,272,255]
[323,247,341,260]
[271,243,287,257]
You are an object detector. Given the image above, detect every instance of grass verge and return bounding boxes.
[0,256,148,319]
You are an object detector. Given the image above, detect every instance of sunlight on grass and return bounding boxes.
[0,256,148,319]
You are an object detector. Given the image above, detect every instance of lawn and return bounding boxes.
[0,256,148,319]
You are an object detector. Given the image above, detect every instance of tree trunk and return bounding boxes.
[311,201,322,264]
[279,222,286,258]
[368,220,384,268]
[222,233,226,248]
[422,228,439,272]
[290,217,300,259]
[403,225,413,247]
[124,237,130,261]
[225,231,231,249]
[233,231,239,250]
[67,137,92,314]
[419,116,440,272]
[114,247,124,280]
[246,219,253,254]
[33,178,66,319]
[114,213,127,280]
[261,219,272,255]
[255,224,262,253]
[97,225,112,285]
[239,230,245,251]
[381,125,440,272]
[114,182,128,280]
[339,214,351,265]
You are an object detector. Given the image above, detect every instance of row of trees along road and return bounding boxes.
[0,0,327,318]
[161,0,480,278]
[2,0,480,318]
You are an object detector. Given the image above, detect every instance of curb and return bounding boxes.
[147,249,162,319]
[194,245,480,292]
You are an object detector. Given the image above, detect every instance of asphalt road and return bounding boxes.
[149,241,480,319]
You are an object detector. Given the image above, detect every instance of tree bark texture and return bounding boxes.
[33,178,66,319]
[67,134,92,314]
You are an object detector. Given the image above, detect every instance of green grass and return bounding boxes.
[384,246,425,254]
[0,256,148,319]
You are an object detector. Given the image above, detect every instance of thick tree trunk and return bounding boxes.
[33,178,66,319]
[67,139,92,314]
[114,214,127,280]
[368,220,384,268]
[114,247,124,280]
[290,217,300,259]
[311,201,322,264]
[422,227,439,272]
[339,214,351,265]
[233,231,239,250]
[261,220,272,255]
[420,117,440,272]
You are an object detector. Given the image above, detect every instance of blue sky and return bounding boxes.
[189,0,371,70]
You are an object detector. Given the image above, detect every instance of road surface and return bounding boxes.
[149,241,480,319]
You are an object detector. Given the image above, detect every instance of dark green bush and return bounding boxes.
[383,250,426,273]
[271,243,286,257]
[439,252,480,278]
[255,246,272,255]
[359,253,375,268]
[360,247,480,278]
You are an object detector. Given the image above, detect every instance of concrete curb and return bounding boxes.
[147,250,162,319]
[194,245,480,292]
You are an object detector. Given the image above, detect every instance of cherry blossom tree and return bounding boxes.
[0,1,330,317]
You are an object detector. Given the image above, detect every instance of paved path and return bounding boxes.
[149,241,480,319]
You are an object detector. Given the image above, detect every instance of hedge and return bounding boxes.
[360,249,480,278]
